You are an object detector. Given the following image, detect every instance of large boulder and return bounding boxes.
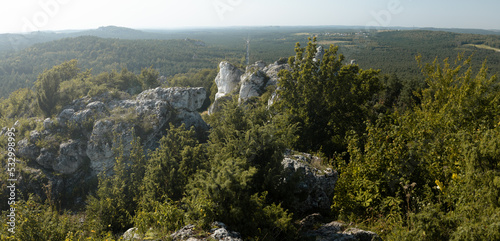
[314,46,325,62]
[55,139,88,174]
[262,58,291,86]
[86,120,134,173]
[281,151,338,213]
[208,62,244,114]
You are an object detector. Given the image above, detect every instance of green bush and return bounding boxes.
[133,200,186,236]
[0,195,82,241]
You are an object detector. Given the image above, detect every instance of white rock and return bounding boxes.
[214,62,243,100]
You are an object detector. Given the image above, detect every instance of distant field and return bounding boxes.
[318,40,352,45]
[293,33,312,36]
[465,44,500,52]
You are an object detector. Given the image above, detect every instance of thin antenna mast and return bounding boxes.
[246,34,250,66]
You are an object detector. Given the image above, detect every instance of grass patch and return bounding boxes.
[464,44,500,52]
[293,32,312,36]
[319,40,352,45]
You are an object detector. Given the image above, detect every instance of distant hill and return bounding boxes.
[65,26,169,39]
[0,36,231,98]
[2,25,500,54]
[0,26,173,54]
[418,27,500,36]
[1,27,500,99]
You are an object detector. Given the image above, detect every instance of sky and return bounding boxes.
[0,0,499,34]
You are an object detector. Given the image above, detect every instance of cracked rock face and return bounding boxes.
[55,139,88,174]
[239,69,268,102]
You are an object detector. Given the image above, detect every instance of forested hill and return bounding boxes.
[342,30,500,81]
[0,36,244,98]
[2,28,500,99]
[0,26,170,54]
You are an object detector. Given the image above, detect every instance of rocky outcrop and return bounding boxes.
[208,60,290,114]
[15,87,209,207]
[239,69,269,102]
[54,139,88,174]
[314,45,325,62]
[122,227,141,241]
[18,87,208,175]
[302,220,382,241]
[86,120,135,173]
[169,222,242,241]
[214,62,244,101]
[281,151,338,213]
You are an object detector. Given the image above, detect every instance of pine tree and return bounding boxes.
[142,123,205,202]
[35,60,79,116]
[186,99,297,240]
[140,65,160,90]
[274,38,381,156]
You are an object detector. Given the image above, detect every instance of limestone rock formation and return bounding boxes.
[314,45,325,62]
[214,62,243,100]
[239,69,268,102]
[15,87,209,206]
[55,139,88,174]
[208,60,290,114]
[18,87,208,175]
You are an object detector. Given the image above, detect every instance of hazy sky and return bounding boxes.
[1,0,499,33]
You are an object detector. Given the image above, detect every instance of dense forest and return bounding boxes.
[2,27,500,98]
[0,28,500,240]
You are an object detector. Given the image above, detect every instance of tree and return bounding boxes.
[141,123,206,202]
[85,131,146,234]
[186,99,297,240]
[85,143,135,234]
[140,65,160,90]
[35,60,79,117]
[332,54,500,239]
[274,38,381,156]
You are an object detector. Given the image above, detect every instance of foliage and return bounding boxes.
[34,60,79,117]
[0,88,38,118]
[141,123,206,202]
[0,195,82,241]
[333,53,500,239]
[133,199,186,237]
[85,134,146,234]
[187,98,297,240]
[274,37,382,156]
[140,65,160,90]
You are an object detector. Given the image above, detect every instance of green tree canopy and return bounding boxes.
[333,54,500,239]
[274,37,381,156]
[140,66,160,90]
[35,59,79,117]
